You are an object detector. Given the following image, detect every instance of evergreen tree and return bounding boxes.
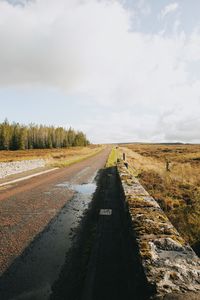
[0,120,89,150]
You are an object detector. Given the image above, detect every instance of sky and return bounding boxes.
[0,0,200,143]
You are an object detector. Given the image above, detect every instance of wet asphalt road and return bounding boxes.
[0,147,110,300]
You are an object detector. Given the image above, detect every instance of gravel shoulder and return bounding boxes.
[0,159,46,179]
[0,166,53,186]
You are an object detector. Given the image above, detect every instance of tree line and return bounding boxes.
[0,119,90,150]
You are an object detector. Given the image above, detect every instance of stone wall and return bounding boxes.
[117,161,200,300]
[0,159,46,179]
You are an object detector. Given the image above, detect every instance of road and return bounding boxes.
[0,146,111,300]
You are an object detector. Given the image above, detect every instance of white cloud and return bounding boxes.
[160,2,179,19]
[0,0,200,143]
[137,0,151,16]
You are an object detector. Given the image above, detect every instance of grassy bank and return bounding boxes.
[105,147,118,167]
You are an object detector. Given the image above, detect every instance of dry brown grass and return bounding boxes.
[0,145,104,166]
[121,144,200,250]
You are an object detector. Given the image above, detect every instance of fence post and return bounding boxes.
[166,160,170,172]
[123,153,126,161]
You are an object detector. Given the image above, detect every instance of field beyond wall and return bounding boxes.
[121,143,200,254]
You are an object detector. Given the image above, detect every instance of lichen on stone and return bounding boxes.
[117,160,200,299]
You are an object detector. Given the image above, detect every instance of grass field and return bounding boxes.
[121,144,200,251]
[0,145,104,167]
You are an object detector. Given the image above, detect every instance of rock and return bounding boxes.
[154,238,184,251]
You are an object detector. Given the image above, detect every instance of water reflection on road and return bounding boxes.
[56,182,96,195]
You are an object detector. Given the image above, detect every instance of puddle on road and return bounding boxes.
[56,182,96,195]
[0,180,97,300]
